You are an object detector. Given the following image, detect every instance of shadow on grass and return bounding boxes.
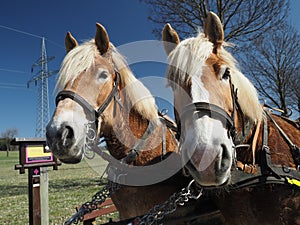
[49,177,104,191]
[0,178,106,198]
[0,184,27,197]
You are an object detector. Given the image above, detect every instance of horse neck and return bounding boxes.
[260,114,299,168]
[100,103,146,157]
[102,102,178,165]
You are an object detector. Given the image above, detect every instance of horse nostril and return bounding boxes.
[61,125,74,148]
[62,125,74,139]
[220,144,231,171]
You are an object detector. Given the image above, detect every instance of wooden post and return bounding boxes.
[28,167,41,225]
[40,167,49,225]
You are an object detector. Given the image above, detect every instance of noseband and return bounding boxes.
[55,69,120,128]
[179,69,244,141]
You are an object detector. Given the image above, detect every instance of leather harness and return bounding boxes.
[177,68,300,189]
[55,68,173,165]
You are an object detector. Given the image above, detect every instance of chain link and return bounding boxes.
[135,179,202,225]
[63,182,120,225]
[64,122,204,225]
[83,121,97,159]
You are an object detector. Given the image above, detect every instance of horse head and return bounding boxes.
[162,12,262,187]
[46,23,121,163]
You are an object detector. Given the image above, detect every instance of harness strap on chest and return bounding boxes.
[121,119,156,164]
[265,110,300,166]
[261,110,300,184]
[161,118,167,159]
[231,110,300,189]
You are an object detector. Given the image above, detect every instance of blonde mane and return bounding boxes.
[166,32,262,123]
[56,39,158,121]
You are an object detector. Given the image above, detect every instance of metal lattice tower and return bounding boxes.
[28,37,57,137]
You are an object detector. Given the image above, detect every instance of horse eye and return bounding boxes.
[222,68,230,80]
[98,71,109,80]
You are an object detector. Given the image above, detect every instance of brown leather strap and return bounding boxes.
[236,161,258,174]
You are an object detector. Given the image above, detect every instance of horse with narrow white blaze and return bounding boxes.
[163,12,300,224]
[46,23,193,221]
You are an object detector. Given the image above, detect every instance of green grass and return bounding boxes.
[0,151,118,225]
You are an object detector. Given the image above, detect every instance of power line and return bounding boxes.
[0,24,64,49]
[0,24,43,39]
[45,39,64,49]
[0,82,27,90]
[0,68,31,75]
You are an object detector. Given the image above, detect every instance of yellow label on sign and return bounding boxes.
[26,145,53,163]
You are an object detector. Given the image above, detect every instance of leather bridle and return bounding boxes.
[178,68,245,142]
[55,69,121,129]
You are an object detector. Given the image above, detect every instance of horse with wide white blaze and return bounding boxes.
[162,12,262,187]
[162,11,300,224]
[46,23,195,221]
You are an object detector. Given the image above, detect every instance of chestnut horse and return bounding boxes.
[46,23,194,222]
[162,12,300,224]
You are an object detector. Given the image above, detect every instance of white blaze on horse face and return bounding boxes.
[180,75,233,186]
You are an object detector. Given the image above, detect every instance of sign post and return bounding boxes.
[12,138,61,225]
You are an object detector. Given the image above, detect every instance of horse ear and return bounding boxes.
[162,23,180,55]
[95,23,110,55]
[204,12,224,53]
[65,32,78,53]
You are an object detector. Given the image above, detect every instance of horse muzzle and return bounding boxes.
[182,143,232,187]
[46,121,83,163]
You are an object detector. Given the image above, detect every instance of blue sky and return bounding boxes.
[0,0,299,138]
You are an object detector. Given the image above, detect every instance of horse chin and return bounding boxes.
[59,156,82,164]
[185,161,231,187]
[49,141,84,164]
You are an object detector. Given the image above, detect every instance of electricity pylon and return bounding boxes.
[28,37,58,137]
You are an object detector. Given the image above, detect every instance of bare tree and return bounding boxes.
[290,69,300,118]
[1,128,18,157]
[143,0,300,117]
[143,0,289,44]
[241,23,300,117]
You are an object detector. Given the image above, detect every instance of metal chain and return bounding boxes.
[63,120,119,225]
[65,122,204,225]
[83,121,97,159]
[63,182,120,225]
[135,179,203,225]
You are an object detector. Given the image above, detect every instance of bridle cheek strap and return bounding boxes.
[56,90,99,118]
[55,70,121,126]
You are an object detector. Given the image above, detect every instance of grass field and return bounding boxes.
[0,151,118,225]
